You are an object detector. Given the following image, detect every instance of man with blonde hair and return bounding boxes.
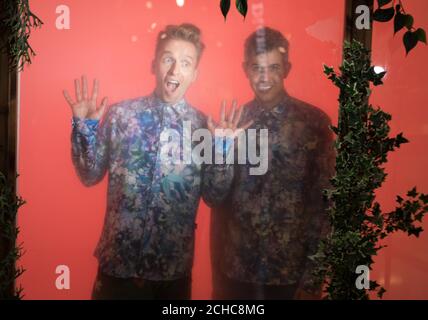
[64,23,209,299]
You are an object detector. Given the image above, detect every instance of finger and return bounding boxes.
[63,90,75,107]
[82,75,88,100]
[233,105,245,128]
[91,78,99,102]
[75,78,82,102]
[241,119,254,130]
[96,97,108,119]
[233,120,253,139]
[228,100,237,124]
[219,100,226,125]
[207,115,216,133]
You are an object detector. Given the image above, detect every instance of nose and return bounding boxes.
[259,68,269,82]
[168,61,180,76]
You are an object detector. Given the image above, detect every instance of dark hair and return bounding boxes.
[155,23,205,65]
[244,27,289,64]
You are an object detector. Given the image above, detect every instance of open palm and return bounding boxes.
[63,75,108,120]
[207,100,253,138]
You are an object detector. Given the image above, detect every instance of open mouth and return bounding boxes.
[257,83,273,92]
[166,79,180,93]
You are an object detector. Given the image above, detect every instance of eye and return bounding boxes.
[163,56,174,64]
[252,66,263,73]
[269,65,281,72]
[182,60,191,68]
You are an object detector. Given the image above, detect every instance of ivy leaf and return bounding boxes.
[408,226,423,237]
[395,132,409,146]
[377,0,392,7]
[394,12,414,34]
[403,30,419,55]
[323,64,334,76]
[377,287,387,299]
[415,28,427,44]
[373,8,395,22]
[220,0,231,20]
[329,125,339,135]
[407,187,418,198]
[235,0,248,19]
[373,71,387,86]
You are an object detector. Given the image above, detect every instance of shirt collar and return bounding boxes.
[150,91,189,119]
[249,91,291,121]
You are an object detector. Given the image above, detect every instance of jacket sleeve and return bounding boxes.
[299,114,336,295]
[201,136,235,208]
[70,106,115,187]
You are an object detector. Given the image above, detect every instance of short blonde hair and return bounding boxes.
[155,23,205,65]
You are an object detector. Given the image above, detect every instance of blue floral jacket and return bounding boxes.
[203,94,335,294]
[71,93,207,280]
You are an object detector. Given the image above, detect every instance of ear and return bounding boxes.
[242,61,249,78]
[191,68,198,83]
[151,59,156,75]
[283,61,291,79]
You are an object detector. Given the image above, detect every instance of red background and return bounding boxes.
[16,0,427,299]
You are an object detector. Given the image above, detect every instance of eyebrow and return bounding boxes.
[161,51,174,57]
[160,51,194,61]
[251,63,280,67]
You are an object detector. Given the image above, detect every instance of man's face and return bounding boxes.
[244,49,291,108]
[153,39,199,104]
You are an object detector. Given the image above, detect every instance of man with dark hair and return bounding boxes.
[203,27,335,299]
[63,23,212,299]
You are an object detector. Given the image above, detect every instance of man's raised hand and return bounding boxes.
[207,100,253,139]
[63,75,108,120]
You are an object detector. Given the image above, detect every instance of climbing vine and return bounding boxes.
[0,172,26,299]
[373,0,426,55]
[313,40,428,299]
[0,0,43,71]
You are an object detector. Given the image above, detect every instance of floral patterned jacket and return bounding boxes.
[203,93,335,293]
[71,93,207,280]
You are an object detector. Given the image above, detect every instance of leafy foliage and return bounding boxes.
[0,0,43,71]
[373,0,426,55]
[0,172,26,299]
[220,0,248,20]
[313,40,428,299]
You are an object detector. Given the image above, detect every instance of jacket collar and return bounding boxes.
[150,92,189,119]
[247,90,291,121]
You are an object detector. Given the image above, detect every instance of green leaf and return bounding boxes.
[415,28,427,44]
[235,0,248,19]
[394,12,414,34]
[403,30,419,55]
[377,287,386,299]
[323,65,334,75]
[373,71,387,86]
[395,132,409,146]
[407,187,418,198]
[373,8,395,22]
[377,0,392,7]
[220,0,231,20]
